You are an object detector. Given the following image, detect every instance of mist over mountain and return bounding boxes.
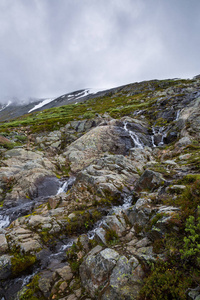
[0,85,122,122]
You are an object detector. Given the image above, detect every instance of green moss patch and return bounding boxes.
[11,253,36,276]
[19,274,45,300]
[64,209,102,236]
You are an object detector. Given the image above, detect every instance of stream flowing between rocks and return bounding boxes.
[0,114,181,299]
[0,174,133,299]
[123,121,144,149]
[0,177,76,230]
[0,176,76,299]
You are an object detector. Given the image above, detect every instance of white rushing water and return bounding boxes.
[59,239,74,251]
[111,195,133,213]
[123,122,143,149]
[87,219,104,240]
[49,239,75,260]
[175,109,181,121]
[151,127,157,147]
[22,269,39,287]
[158,127,167,146]
[0,215,10,229]
[151,126,167,147]
[0,177,76,231]
[56,177,76,195]
[87,195,133,240]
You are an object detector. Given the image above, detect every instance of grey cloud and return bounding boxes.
[0,0,199,102]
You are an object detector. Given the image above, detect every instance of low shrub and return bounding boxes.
[139,261,191,300]
[180,206,200,266]
[175,180,200,220]
[105,228,119,245]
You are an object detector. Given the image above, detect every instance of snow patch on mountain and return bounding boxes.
[0,101,12,112]
[28,98,55,113]
[28,88,103,113]
[74,88,104,100]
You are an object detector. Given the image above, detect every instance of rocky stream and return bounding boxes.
[0,78,200,299]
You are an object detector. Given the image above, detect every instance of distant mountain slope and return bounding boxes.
[0,100,40,122]
[0,88,113,122]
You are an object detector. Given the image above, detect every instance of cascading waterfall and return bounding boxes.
[0,176,76,230]
[150,126,167,147]
[123,121,144,149]
[111,194,133,213]
[0,176,77,298]
[151,127,156,148]
[175,109,181,121]
[16,193,133,295]
[1,174,134,299]
[0,177,76,232]
[87,219,104,240]
[56,176,76,195]
[87,194,133,240]
[151,109,181,148]
[22,271,38,287]
[158,127,167,146]
[49,239,75,260]
[0,215,10,229]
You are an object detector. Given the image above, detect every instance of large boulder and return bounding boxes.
[80,247,119,297]
[135,169,165,193]
[7,226,42,254]
[0,148,56,200]
[125,198,152,228]
[80,247,144,299]
[77,154,139,197]
[102,256,144,300]
[64,118,151,172]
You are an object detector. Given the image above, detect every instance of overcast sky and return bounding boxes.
[0,0,200,101]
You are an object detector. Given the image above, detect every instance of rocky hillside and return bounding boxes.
[0,76,199,300]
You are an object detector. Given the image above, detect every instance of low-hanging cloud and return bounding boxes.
[0,0,200,102]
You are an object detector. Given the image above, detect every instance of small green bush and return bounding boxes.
[179,174,200,184]
[83,112,95,119]
[175,180,200,220]
[180,206,200,265]
[0,141,15,149]
[139,261,191,300]
[105,228,119,245]
[16,135,27,142]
